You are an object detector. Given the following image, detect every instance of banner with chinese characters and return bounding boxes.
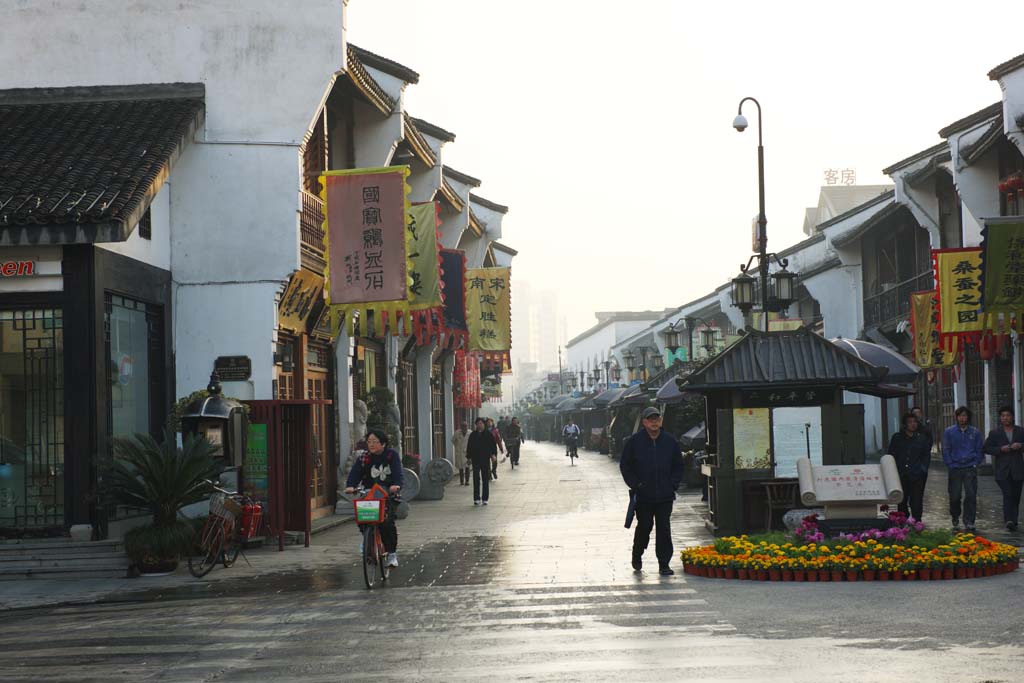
[910,291,959,369]
[933,247,997,348]
[407,202,444,345]
[980,220,1024,316]
[453,349,481,408]
[278,269,324,334]
[321,166,411,336]
[466,267,511,352]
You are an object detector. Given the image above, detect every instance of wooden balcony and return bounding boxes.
[863,271,933,328]
[300,190,326,273]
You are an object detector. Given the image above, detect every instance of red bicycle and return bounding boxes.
[188,484,262,578]
[351,485,397,589]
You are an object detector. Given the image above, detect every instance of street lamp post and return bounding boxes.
[603,359,612,388]
[733,97,798,331]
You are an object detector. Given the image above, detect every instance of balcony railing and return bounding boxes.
[863,271,933,327]
[300,190,325,272]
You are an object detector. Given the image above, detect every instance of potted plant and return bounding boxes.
[107,426,220,575]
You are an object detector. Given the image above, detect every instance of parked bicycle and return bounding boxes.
[188,483,263,578]
[350,485,400,590]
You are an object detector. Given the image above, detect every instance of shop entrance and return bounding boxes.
[0,309,65,531]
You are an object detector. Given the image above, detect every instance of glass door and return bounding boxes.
[0,309,64,530]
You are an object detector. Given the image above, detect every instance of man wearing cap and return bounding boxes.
[619,406,685,576]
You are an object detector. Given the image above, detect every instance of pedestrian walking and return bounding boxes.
[451,421,470,486]
[983,406,1024,531]
[942,406,985,533]
[887,412,930,521]
[467,418,497,505]
[911,405,936,453]
[506,417,523,467]
[619,406,684,576]
[487,418,505,479]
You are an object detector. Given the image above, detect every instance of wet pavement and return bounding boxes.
[1,441,1023,682]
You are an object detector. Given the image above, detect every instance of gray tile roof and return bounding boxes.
[0,83,203,245]
[681,327,886,391]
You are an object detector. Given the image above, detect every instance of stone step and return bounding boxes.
[0,554,129,571]
[0,563,129,580]
[0,540,122,556]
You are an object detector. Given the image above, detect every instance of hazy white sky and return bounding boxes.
[348,0,1019,339]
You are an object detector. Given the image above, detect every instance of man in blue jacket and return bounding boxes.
[942,406,985,533]
[620,406,685,576]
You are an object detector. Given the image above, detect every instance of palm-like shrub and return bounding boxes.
[107,427,221,563]
[107,427,221,526]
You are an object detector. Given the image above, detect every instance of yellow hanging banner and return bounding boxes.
[465,267,511,352]
[933,248,997,348]
[910,291,958,369]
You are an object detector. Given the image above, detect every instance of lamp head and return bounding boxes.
[732,114,748,132]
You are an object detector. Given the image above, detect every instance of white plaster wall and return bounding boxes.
[415,345,434,462]
[0,247,62,293]
[567,325,618,372]
[892,167,942,247]
[96,179,172,271]
[997,69,1024,153]
[169,144,299,282]
[458,233,489,269]
[948,126,1001,247]
[802,267,862,340]
[439,205,468,249]
[353,101,401,168]
[409,164,441,204]
[0,0,344,143]
[471,201,504,241]
[174,282,278,398]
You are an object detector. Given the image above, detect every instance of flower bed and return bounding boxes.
[681,513,1019,582]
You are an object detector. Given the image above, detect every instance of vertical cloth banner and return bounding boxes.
[320,166,412,336]
[407,202,444,345]
[910,291,958,369]
[453,349,481,408]
[980,219,1024,317]
[440,248,468,348]
[933,247,996,349]
[466,267,511,352]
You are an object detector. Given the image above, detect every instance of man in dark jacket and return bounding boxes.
[620,406,685,576]
[887,412,931,521]
[983,406,1024,531]
[467,418,497,506]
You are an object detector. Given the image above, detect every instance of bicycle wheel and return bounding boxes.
[222,523,241,568]
[379,530,391,583]
[362,525,379,589]
[188,523,224,578]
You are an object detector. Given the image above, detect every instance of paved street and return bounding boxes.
[2,440,1024,682]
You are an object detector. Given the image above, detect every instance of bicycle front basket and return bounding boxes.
[353,498,385,524]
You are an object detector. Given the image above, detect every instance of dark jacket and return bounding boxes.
[983,425,1024,482]
[505,424,522,442]
[887,430,931,480]
[346,448,405,490]
[467,429,497,465]
[619,428,685,503]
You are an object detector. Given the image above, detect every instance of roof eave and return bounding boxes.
[881,141,950,176]
[470,193,509,214]
[938,102,1003,139]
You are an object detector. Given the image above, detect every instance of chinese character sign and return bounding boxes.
[980,220,1024,314]
[910,291,958,369]
[823,168,856,186]
[466,267,511,352]
[934,247,994,346]
[321,167,409,306]
[406,202,443,311]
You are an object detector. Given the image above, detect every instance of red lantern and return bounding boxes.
[999,178,1010,193]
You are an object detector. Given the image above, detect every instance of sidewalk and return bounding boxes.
[0,442,713,611]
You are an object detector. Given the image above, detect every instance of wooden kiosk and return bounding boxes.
[679,327,911,536]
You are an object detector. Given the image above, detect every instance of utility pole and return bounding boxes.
[558,346,564,395]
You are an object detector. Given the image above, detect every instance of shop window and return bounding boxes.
[107,296,157,437]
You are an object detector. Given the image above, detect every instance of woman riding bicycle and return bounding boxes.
[344,429,404,568]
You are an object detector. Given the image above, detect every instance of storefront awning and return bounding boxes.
[846,383,917,399]
[831,337,920,384]
[655,376,699,404]
[609,384,650,407]
[592,387,628,406]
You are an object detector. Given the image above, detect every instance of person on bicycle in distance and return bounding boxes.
[563,419,581,456]
[344,429,404,568]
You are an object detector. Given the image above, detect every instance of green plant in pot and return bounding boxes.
[107,426,220,575]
